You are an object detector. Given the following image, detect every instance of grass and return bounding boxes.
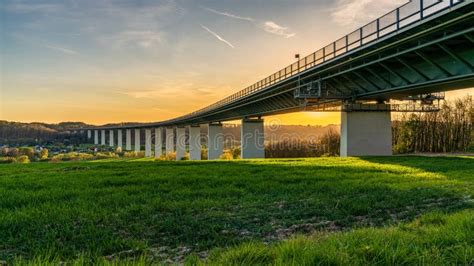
[0,157,472,264]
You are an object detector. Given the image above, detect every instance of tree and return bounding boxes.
[40,149,49,160]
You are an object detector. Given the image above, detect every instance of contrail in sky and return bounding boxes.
[200,25,235,48]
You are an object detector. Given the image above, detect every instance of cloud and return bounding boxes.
[45,44,78,54]
[200,25,235,48]
[203,7,254,21]
[103,31,164,48]
[261,21,296,38]
[332,0,408,27]
[203,7,295,39]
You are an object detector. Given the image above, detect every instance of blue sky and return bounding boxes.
[6,0,467,125]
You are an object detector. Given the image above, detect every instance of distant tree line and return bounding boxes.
[392,96,473,153]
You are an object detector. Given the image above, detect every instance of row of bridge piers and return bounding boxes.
[87,118,265,160]
[84,108,394,159]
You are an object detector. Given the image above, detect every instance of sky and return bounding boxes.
[0,0,472,126]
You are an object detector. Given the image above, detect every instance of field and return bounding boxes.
[0,157,473,264]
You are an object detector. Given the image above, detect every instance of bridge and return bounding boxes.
[80,0,473,159]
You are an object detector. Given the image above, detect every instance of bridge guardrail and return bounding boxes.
[169,0,464,123]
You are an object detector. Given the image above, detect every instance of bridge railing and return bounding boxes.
[171,0,464,123]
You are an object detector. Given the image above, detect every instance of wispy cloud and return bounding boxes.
[203,7,254,21]
[332,0,407,26]
[4,3,63,13]
[203,7,295,39]
[102,31,164,49]
[261,21,296,38]
[200,25,235,48]
[45,44,78,54]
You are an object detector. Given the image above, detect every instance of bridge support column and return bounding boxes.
[117,130,123,150]
[241,118,265,159]
[208,123,223,160]
[145,129,152,157]
[94,130,99,145]
[101,130,106,146]
[165,128,174,154]
[155,128,163,158]
[126,129,132,151]
[340,110,392,157]
[188,125,201,160]
[134,129,141,152]
[87,130,91,140]
[176,127,186,160]
[109,130,114,147]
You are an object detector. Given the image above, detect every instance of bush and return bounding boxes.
[50,152,94,162]
[220,151,233,160]
[201,148,208,160]
[0,157,16,164]
[16,155,30,164]
[157,152,176,161]
[123,151,145,158]
[1,147,9,157]
[19,147,35,159]
[95,152,119,160]
[39,149,49,160]
[7,148,19,157]
[180,153,190,161]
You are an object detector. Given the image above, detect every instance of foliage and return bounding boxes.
[266,129,340,158]
[95,152,119,160]
[0,157,16,164]
[16,155,30,164]
[219,151,234,160]
[157,152,177,161]
[19,147,35,159]
[39,149,49,160]
[393,96,473,153]
[0,157,472,264]
[6,148,19,157]
[50,152,94,162]
[123,151,145,158]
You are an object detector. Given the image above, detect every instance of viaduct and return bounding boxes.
[80,0,473,159]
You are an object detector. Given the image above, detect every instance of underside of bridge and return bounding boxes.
[82,0,473,159]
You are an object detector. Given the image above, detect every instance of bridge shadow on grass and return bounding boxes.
[0,157,472,261]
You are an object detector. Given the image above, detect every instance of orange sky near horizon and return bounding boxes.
[1,1,472,126]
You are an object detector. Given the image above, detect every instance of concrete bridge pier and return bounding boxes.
[188,125,201,161]
[166,128,175,154]
[340,109,392,157]
[109,130,114,147]
[155,128,163,158]
[145,129,152,157]
[101,130,106,146]
[134,129,141,152]
[208,123,223,160]
[117,130,123,150]
[126,129,132,151]
[94,130,99,145]
[176,127,186,160]
[241,118,265,159]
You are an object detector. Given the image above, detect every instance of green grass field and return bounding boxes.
[0,157,473,264]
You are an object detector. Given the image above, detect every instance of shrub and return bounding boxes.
[39,149,49,160]
[157,152,176,161]
[123,151,145,158]
[7,148,19,157]
[1,147,9,157]
[50,152,94,162]
[95,152,119,160]
[19,147,35,159]
[0,157,16,164]
[180,153,190,161]
[219,151,233,160]
[16,155,30,164]
[201,148,208,160]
